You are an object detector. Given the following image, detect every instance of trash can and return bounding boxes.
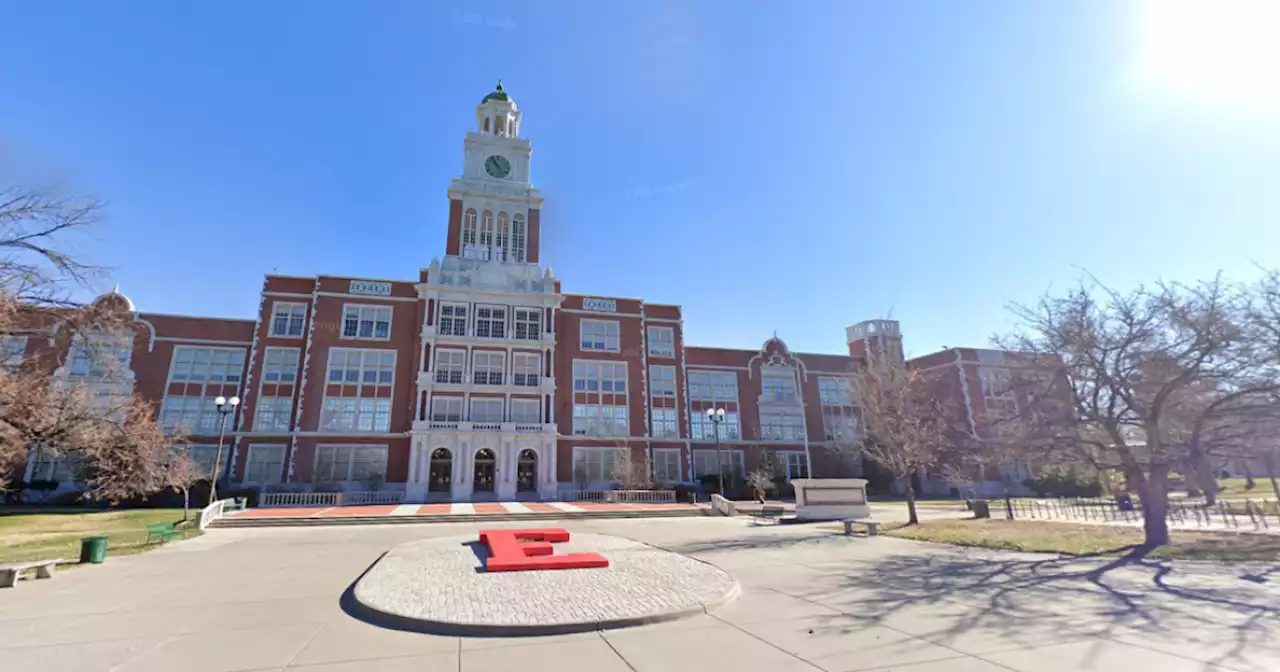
[971,500,991,519]
[80,536,109,564]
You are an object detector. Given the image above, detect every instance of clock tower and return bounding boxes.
[444,81,542,264]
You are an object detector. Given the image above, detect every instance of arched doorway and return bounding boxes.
[473,448,496,493]
[428,448,452,493]
[517,449,538,492]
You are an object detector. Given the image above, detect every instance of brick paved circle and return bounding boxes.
[350,532,740,635]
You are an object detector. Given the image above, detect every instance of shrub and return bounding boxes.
[1024,465,1103,498]
[222,486,261,507]
[313,481,344,493]
[25,479,60,503]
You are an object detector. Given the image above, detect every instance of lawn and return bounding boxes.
[0,507,198,565]
[1214,477,1279,502]
[878,518,1280,562]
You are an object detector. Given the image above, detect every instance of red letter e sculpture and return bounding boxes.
[479,528,609,572]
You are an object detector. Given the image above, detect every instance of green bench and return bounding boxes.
[146,522,187,544]
[757,505,787,523]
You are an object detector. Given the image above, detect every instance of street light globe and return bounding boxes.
[706,408,715,418]
[215,396,227,406]
[229,396,241,407]
[715,408,726,421]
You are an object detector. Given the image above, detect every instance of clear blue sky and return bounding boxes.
[2,1,1278,356]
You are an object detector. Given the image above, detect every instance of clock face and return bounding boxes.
[484,154,511,178]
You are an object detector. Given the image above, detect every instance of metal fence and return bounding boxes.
[1004,495,1280,531]
[556,489,676,503]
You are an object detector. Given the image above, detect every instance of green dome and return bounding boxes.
[481,80,510,104]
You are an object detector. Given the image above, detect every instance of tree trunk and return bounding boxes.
[1187,441,1218,504]
[1134,467,1171,547]
[904,477,919,525]
[1265,451,1280,503]
[181,487,189,522]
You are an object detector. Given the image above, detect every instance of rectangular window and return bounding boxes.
[572,447,624,483]
[822,407,858,441]
[475,306,506,339]
[430,396,463,422]
[185,445,221,477]
[326,349,395,386]
[783,452,809,479]
[693,449,745,478]
[68,334,134,379]
[31,449,81,482]
[646,326,674,357]
[653,448,682,483]
[511,398,541,424]
[819,377,851,406]
[760,410,806,441]
[254,396,292,432]
[270,302,307,338]
[438,303,468,337]
[314,445,387,483]
[1,334,27,370]
[687,370,740,440]
[513,352,540,387]
[649,365,676,397]
[580,319,620,352]
[168,347,245,384]
[470,397,504,423]
[572,404,629,436]
[472,351,505,385]
[651,407,678,438]
[262,347,300,383]
[761,369,798,403]
[572,360,628,393]
[342,305,392,339]
[434,349,466,384]
[513,308,541,341]
[321,398,392,432]
[244,444,285,484]
[689,411,741,441]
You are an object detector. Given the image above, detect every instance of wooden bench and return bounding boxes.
[756,505,786,524]
[0,559,63,588]
[842,518,880,536]
[146,522,186,543]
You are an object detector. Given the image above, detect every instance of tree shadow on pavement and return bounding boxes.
[808,544,1276,670]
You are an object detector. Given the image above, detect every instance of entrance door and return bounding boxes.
[473,448,496,493]
[516,449,538,493]
[428,448,452,493]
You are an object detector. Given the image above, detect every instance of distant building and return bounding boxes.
[13,84,1043,501]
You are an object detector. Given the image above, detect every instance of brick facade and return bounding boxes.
[12,84,1041,500]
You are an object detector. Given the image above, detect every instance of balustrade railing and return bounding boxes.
[557,489,676,503]
[197,498,230,529]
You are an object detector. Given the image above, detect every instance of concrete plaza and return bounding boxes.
[0,516,1277,671]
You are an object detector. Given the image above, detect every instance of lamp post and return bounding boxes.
[706,407,727,496]
[208,395,240,506]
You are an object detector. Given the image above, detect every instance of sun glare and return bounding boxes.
[1136,0,1280,113]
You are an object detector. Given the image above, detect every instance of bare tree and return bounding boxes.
[611,441,653,490]
[158,440,200,522]
[76,394,175,504]
[845,351,959,525]
[999,275,1280,547]
[0,182,104,306]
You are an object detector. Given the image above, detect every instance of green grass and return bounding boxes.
[1213,478,1279,502]
[0,507,199,565]
[876,518,1280,562]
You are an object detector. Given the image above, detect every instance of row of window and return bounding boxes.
[570,447,809,484]
[434,350,541,386]
[430,396,543,424]
[269,302,396,341]
[29,443,810,487]
[438,304,542,340]
[460,209,528,263]
[578,322,677,358]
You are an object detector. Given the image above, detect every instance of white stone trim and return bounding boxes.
[154,337,252,346]
[317,291,417,303]
[262,291,313,299]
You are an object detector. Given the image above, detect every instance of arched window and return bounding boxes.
[483,117,490,133]
[495,212,509,262]
[479,210,494,260]
[511,214,526,263]
[508,119,514,136]
[462,208,477,247]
